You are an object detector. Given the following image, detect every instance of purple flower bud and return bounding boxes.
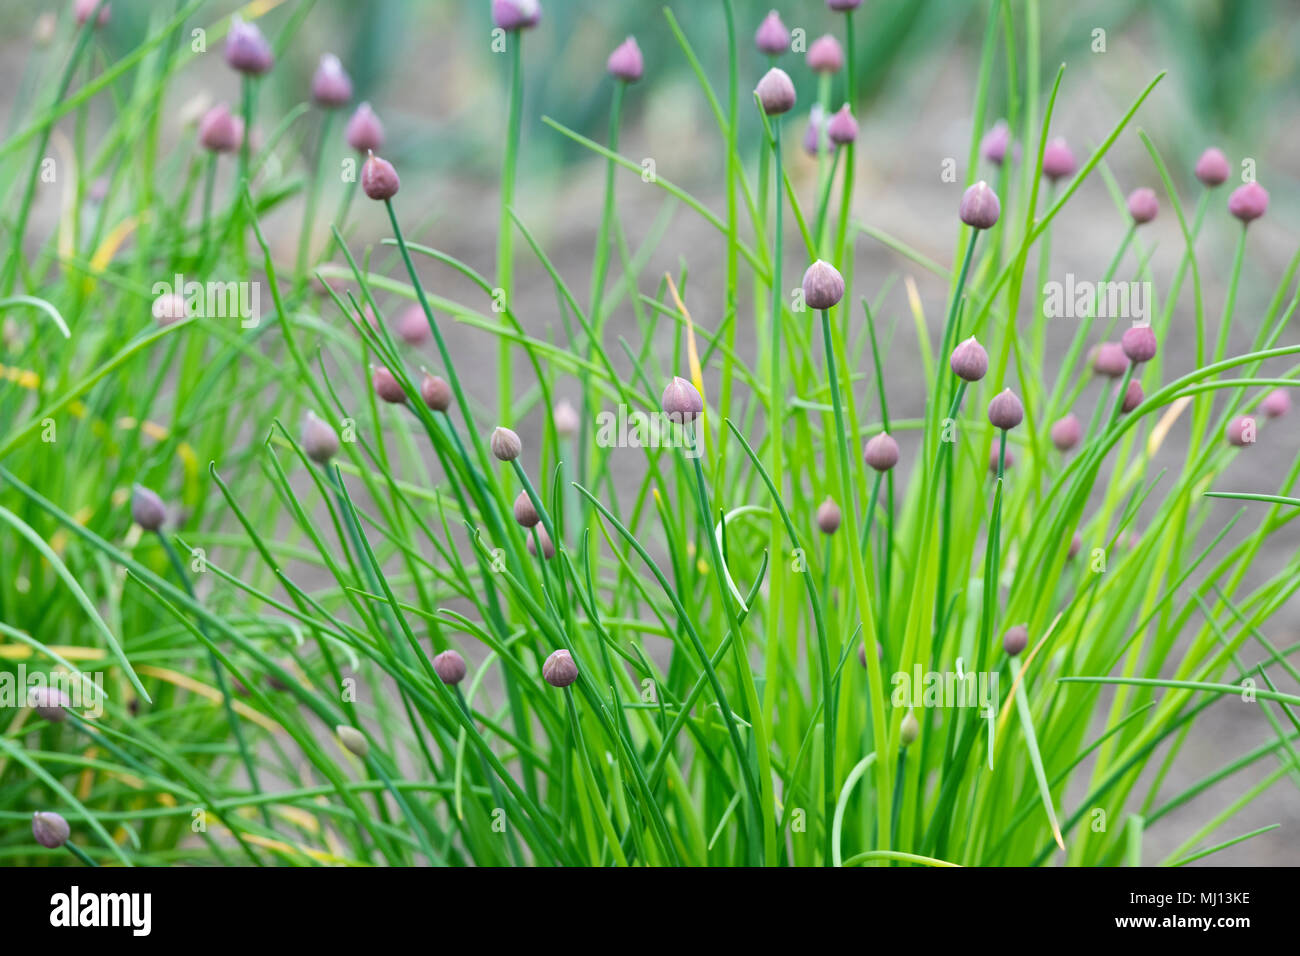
[806,34,843,74]
[491,426,522,461]
[900,710,920,746]
[312,53,353,108]
[816,496,841,534]
[30,686,70,723]
[990,446,1015,473]
[950,336,989,381]
[74,0,109,28]
[1041,136,1076,181]
[1226,416,1256,447]
[1126,187,1158,225]
[802,105,828,156]
[1050,413,1081,452]
[959,180,1000,229]
[801,259,844,309]
[336,725,369,758]
[372,366,406,404]
[980,119,1010,165]
[361,152,400,200]
[433,649,468,685]
[827,0,863,10]
[1121,324,1157,363]
[662,376,704,423]
[421,373,452,412]
[32,811,71,849]
[514,489,540,528]
[1261,388,1291,419]
[1120,379,1143,414]
[152,293,190,326]
[528,525,556,560]
[492,0,541,31]
[131,484,166,531]
[1228,182,1268,224]
[827,104,858,145]
[542,648,578,687]
[1092,342,1127,378]
[198,103,243,153]
[755,10,790,56]
[756,67,796,116]
[1002,624,1028,657]
[863,432,899,472]
[345,102,385,153]
[302,412,340,464]
[224,16,274,75]
[1194,147,1230,188]
[987,389,1024,430]
[553,399,579,436]
[395,304,430,345]
[606,36,643,83]
[1069,533,1082,559]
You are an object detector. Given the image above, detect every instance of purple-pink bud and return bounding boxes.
[802,105,828,156]
[950,336,989,382]
[806,35,844,74]
[198,104,243,153]
[74,0,110,28]
[1121,325,1157,364]
[755,10,790,55]
[1228,182,1268,224]
[959,180,1000,229]
[756,67,796,116]
[528,526,556,560]
[1041,137,1076,181]
[224,16,274,75]
[606,37,643,82]
[1194,147,1230,188]
[312,53,353,108]
[1226,416,1256,447]
[1092,342,1127,378]
[345,102,385,153]
[421,373,452,412]
[514,490,540,528]
[827,0,863,10]
[152,293,190,326]
[372,366,406,404]
[801,259,844,309]
[1002,625,1028,657]
[1050,413,1081,452]
[395,304,431,345]
[1261,388,1291,419]
[491,426,523,461]
[827,104,858,145]
[816,497,841,534]
[361,152,400,200]
[30,686,71,723]
[990,446,1015,473]
[553,399,579,436]
[131,485,167,531]
[988,389,1024,430]
[542,648,577,687]
[32,811,71,849]
[1126,187,1158,225]
[863,432,900,472]
[433,649,468,685]
[662,376,704,423]
[302,412,340,464]
[981,120,1010,165]
[492,0,541,31]
[1120,379,1143,414]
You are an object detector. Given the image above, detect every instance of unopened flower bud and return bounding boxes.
[420,373,451,412]
[1002,624,1028,656]
[1226,416,1255,447]
[756,67,796,115]
[1126,187,1158,224]
[528,525,556,559]
[198,103,243,153]
[395,304,430,345]
[75,0,110,28]
[827,104,857,145]
[755,11,790,56]
[662,376,704,423]
[981,120,1010,165]
[312,53,352,108]
[900,710,920,746]
[542,648,578,687]
[1228,182,1268,224]
[224,16,274,75]
[152,293,191,325]
[1041,136,1076,181]
[372,366,406,404]
[1194,147,1230,188]
[990,446,1015,473]
[492,0,541,31]
[131,484,166,531]
[32,811,71,849]
[864,432,899,472]
[802,105,827,156]
[434,650,467,685]
[606,37,643,82]
[987,389,1024,430]
[345,102,384,152]
[1261,388,1291,419]
[816,496,841,534]
[1121,325,1157,363]
[1120,380,1143,414]
[514,490,540,528]
[336,725,369,758]
[1050,413,1081,452]
[807,34,843,73]
[302,412,340,464]
[1092,342,1127,378]
[827,0,863,11]
[959,180,1000,229]
[950,336,988,381]
[801,259,844,309]
[361,152,400,200]
[553,399,579,436]
[30,686,70,723]
[491,426,522,461]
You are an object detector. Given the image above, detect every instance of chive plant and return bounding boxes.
[2,0,1298,868]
